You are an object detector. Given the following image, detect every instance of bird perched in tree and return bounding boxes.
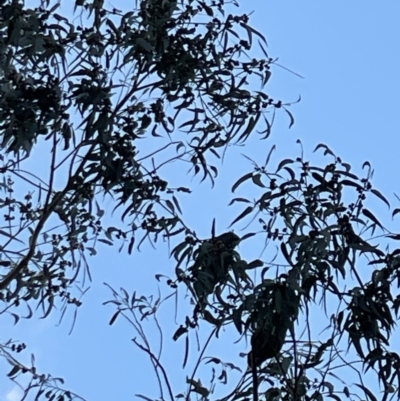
[190,231,241,309]
[246,280,297,369]
[247,323,286,368]
[211,231,241,250]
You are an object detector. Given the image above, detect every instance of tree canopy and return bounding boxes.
[0,1,399,401]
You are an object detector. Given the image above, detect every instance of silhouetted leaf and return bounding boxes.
[170,241,188,261]
[362,208,383,229]
[264,145,276,168]
[263,70,272,86]
[232,172,253,193]
[313,143,335,157]
[98,238,113,246]
[355,384,377,401]
[128,236,135,255]
[362,161,372,171]
[252,173,265,188]
[280,242,293,266]
[232,308,242,334]
[228,197,252,205]
[341,179,363,191]
[136,394,154,401]
[241,232,256,241]
[276,158,294,172]
[7,365,20,378]
[238,112,261,142]
[370,188,390,208]
[246,260,264,269]
[183,335,189,368]
[11,313,19,325]
[229,206,253,227]
[165,200,175,214]
[284,107,295,128]
[240,22,267,45]
[109,310,120,326]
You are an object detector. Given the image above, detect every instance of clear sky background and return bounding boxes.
[1,1,400,400]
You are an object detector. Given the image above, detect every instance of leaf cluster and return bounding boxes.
[163,143,400,401]
[0,0,286,315]
[0,0,291,398]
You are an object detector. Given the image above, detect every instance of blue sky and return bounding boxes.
[1,1,400,400]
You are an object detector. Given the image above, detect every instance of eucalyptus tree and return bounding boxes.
[0,0,290,398]
[113,144,400,401]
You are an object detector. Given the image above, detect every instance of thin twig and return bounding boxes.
[132,338,175,401]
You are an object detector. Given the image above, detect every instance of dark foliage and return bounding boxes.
[1,1,397,401]
[0,0,289,398]
[0,0,283,314]
[166,143,400,401]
